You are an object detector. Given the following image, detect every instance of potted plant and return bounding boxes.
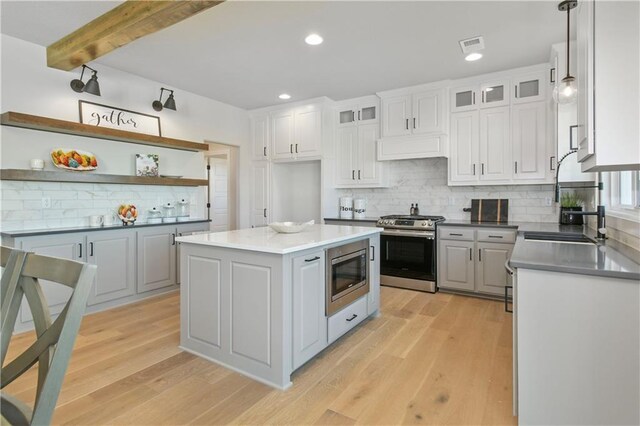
[559,192,584,225]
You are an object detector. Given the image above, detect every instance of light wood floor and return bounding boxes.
[4,286,516,425]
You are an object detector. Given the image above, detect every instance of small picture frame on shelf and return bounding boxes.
[135,154,159,177]
[569,125,579,150]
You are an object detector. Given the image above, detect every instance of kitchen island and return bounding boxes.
[176,224,382,389]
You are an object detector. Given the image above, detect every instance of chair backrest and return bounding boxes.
[1,246,96,425]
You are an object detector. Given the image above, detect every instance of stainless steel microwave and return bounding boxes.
[326,239,369,316]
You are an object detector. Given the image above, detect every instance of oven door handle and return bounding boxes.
[381,230,434,239]
[331,249,367,266]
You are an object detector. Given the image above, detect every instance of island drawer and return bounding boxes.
[438,227,475,241]
[328,295,367,344]
[477,229,517,243]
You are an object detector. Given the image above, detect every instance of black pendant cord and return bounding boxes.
[566,5,571,79]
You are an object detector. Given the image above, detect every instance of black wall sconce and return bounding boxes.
[70,64,101,96]
[152,88,177,111]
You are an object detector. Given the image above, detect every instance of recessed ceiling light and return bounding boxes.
[305,34,323,45]
[465,52,483,62]
[278,93,291,100]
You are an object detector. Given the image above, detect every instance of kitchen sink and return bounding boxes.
[523,232,597,244]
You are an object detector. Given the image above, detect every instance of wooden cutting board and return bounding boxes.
[470,199,509,223]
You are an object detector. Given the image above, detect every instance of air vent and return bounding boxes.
[459,36,485,54]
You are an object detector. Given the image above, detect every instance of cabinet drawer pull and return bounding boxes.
[352,170,355,180]
[488,235,503,239]
[514,161,518,173]
[505,285,513,313]
[290,144,293,154]
[550,67,556,83]
[295,144,298,153]
[305,256,320,262]
[370,246,375,261]
[550,156,555,171]
[515,85,518,98]
[352,111,355,122]
[479,248,482,262]
[358,170,361,180]
[405,118,409,130]
[263,208,267,218]
[469,247,472,261]
[472,92,476,104]
[358,110,361,121]
[481,163,485,175]
[263,146,267,157]
[449,233,463,236]
[413,117,416,129]
[171,233,176,246]
[78,243,82,258]
[346,314,358,322]
[89,242,94,257]
[473,164,476,175]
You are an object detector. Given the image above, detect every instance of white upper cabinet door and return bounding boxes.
[271,110,295,159]
[357,104,378,125]
[480,80,510,109]
[335,126,358,186]
[479,106,511,182]
[250,161,270,227]
[512,72,546,104]
[382,95,411,137]
[449,111,479,183]
[356,123,382,185]
[576,0,594,162]
[451,86,478,112]
[412,89,444,134]
[512,101,547,180]
[251,114,269,160]
[337,106,356,128]
[294,107,322,158]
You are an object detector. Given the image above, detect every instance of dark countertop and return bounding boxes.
[1,219,211,238]
[440,220,640,281]
[324,217,379,223]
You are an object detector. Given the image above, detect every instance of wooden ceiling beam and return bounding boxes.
[46,0,223,71]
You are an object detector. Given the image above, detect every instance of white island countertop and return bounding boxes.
[175,224,382,254]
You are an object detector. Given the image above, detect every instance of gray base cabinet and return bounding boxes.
[292,250,327,370]
[136,227,177,293]
[438,226,515,297]
[87,230,136,306]
[476,242,514,295]
[438,240,475,291]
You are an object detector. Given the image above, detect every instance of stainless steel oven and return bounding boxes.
[326,239,369,316]
[380,229,437,293]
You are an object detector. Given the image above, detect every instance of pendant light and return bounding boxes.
[70,64,101,96]
[152,88,177,111]
[553,0,578,104]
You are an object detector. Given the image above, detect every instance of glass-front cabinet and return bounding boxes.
[337,104,378,127]
[451,86,478,112]
[480,80,510,108]
[513,72,546,104]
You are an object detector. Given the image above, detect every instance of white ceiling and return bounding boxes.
[1,1,568,110]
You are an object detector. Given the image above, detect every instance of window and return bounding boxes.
[604,171,640,220]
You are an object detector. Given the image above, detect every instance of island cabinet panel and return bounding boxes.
[137,227,177,293]
[86,230,135,305]
[367,234,381,315]
[230,262,272,366]
[328,295,367,344]
[186,256,221,348]
[292,250,327,370]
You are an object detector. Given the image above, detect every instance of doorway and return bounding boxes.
[206,143,238,232]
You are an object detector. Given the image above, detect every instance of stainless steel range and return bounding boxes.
[376,214,446,293]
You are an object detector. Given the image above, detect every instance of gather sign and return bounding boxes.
[79,100,162,136]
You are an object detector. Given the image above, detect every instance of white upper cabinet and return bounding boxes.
[512,101,547,180]
[381,95,412,137]
[271,110,295,159]
[269,103,324,161]
[576,0,639,171]
[451,86,479,112]
[480,80,510,109]
[449,111,479,183]
[412,90,444,134]
[512,71,546,104]
[294,106,322,158]
[251,113,269,160]
[334,96,386,188]
[479,106,511,182]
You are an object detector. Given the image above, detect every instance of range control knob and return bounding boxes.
[422,221,427,226]
[427,220,433,227]
[384,220,389,225]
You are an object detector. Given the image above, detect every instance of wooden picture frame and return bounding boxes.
[79,101,162,136]
[569,125,578,150]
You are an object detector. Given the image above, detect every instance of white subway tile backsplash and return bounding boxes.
[336,158,558,222]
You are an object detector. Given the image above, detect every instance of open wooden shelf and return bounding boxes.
[1,169,208,187]
[1,111,209,152]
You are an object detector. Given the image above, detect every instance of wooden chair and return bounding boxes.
[1,246,96,425]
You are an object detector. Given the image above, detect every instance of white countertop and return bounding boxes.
[175,224,382,254]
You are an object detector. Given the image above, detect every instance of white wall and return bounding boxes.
[0,34,252,230]
[271,161,321,223]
